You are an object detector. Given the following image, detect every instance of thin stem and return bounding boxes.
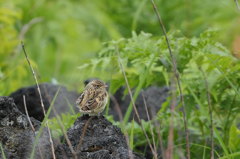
[110,94,123,121]
[53,107,77,159]
[141,92,158,158]
[150,0,190,158]
[77,117,93,151]
[42,85,77,159]
[199,68,214,159]
[108,92,133,158]
[124,131,134,159]
[116,46,158,159]
[224,86,239,143]
[21,42,56,159]
[235,0,240,10]
[166,76,177,159]
[0,140,7,159]
[23,95,43,159]
[14,18,43,54]
[153,118,165,159]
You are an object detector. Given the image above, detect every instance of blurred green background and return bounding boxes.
[1,0,239,95]
[1,0,240,158]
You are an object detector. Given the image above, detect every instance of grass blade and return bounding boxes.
[214,127,229,157]
[219,152,240,159]
[123,55,156,124]
[22,41,56,159]
[130,120,135,149]
[0,142,7,159]
[149,1,190,158]
[30,88,60,159]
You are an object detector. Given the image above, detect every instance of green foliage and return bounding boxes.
[78,30,240,158]
[0,142,7,159]
[0,1,30,95]
[228,121,240,152]
[0,1,20,58]
[100,0,240,45]
[106,115,159,154]
[1,0,238,94]
[48,113,80,138]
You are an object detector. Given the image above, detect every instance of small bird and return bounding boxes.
[76,80,108,116]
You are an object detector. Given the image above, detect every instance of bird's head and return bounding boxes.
[88,80,108,90]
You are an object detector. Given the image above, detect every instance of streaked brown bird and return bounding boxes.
[76,80,108,116]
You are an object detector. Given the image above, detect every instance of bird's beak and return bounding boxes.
[104,85,108,88]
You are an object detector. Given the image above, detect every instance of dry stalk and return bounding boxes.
[77,116,93,151]
[23,95,44,159]
[141,92,158,157]
[42,85,77,159]
[19,18,43,40]
[124,131,134,159]
[116,46,158,159]
[235,0,240,10]
[14,18,43,54]
[199,67,214,159]
[154,118,165,159]
[109,93,133,159]
[150,0,190,158]
[166,76,177,159]
[146,97,165,159]
[110,94,123,121]
[21,42,56,159]
[53,107,77,159]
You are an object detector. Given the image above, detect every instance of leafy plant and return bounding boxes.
[48,113,80,138]
[77,29,240,158]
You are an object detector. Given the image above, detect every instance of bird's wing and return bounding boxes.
[76,92,84,105]
[88,91,108,110]
[77,88,99,111]
[83,90,100,110]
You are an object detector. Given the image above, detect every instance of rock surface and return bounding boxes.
[55,115,145,159]
[10,83,79,121]
[0,96,144,159]
[0,96,53,159]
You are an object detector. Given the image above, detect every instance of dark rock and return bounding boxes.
[109,86,169,121]
[0,96,40,131]
[9,83,79,121]
[0,96,53,159]
[55,115,145,159]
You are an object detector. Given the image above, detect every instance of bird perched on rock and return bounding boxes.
[76,80,108,116]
